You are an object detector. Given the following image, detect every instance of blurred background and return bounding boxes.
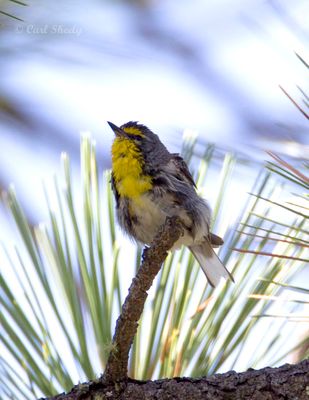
[0,0,308,227]
[0,1,308,398]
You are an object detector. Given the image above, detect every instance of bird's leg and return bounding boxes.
[142,245,150,261]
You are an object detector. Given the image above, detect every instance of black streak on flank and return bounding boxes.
[152,176,168,186]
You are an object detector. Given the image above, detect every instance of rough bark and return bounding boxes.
[103,216,184,383]
[46,358,309,400]
[42,217,309,400]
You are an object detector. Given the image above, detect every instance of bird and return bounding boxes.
[108,121,233,287]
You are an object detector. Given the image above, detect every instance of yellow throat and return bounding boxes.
[111,137,152,198]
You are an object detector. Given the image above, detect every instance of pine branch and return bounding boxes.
[44,359,309,399]
[102,216,184,383]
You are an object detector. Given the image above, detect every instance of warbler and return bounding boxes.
[108,121,233,287]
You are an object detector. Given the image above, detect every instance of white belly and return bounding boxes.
[129,195,166,244]
[129,194,206,249]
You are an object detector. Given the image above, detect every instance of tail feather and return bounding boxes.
[189,242,233,287]
[209,233,224,248]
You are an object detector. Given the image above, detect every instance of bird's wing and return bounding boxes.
[167,154,197,188]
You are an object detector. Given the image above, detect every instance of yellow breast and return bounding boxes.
[111,138,152,198]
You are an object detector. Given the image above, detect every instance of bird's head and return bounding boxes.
[108,121,157,147]
[108,121,169,166]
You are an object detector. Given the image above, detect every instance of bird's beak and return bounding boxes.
[107,121,127,138]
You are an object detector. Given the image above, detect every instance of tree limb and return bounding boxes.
[43,216,309,400]
[102,216,184,383]
[46,359,309,399]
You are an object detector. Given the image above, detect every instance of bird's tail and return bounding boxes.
[189,241,234,287]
